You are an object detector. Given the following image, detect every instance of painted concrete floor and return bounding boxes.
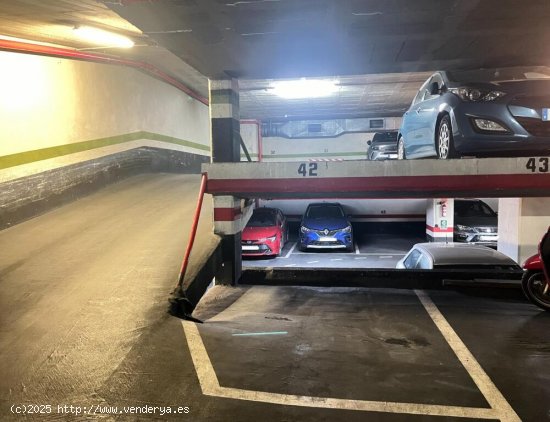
[242,232,424,269]
[1,173,549,421]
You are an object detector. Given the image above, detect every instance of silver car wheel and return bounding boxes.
[397,138,405,160]
[438,122,450,159]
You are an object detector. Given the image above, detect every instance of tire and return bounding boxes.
[397,137,406,160]
[521,270,550,311]
[437,115,458,159]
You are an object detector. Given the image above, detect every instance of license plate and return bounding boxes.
[479,235,497,241]
[542,108,550,121]
[319,236,337,242]
[242,245,260,251]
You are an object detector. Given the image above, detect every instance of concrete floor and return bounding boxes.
[1,174,549,421]
[243,232,424,269]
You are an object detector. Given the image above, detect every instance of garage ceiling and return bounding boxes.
[2,0,550,120]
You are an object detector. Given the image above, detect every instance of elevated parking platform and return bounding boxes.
[240,267,523,289]
[203,156,550,199]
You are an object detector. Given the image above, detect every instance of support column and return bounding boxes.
[498,198,550,264]
[426,198,454,242]
[209,79,241,284]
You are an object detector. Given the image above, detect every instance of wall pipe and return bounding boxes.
[0,38,209,106]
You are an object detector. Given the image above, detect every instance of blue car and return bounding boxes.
[398,66,550,159]
[299,202,353,252]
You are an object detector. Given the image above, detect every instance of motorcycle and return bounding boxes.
[521,227,550,311]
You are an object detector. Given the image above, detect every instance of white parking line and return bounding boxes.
[282,242,296,259]
[182,322,498,419]
[284,263,296,267]
[415,290,520,422]
[307,261,319,264]
[379,256,394,259]
[354,257,367,260]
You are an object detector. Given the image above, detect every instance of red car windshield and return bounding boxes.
[247,211,277,227]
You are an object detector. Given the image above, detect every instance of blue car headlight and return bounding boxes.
[342,225,352,233]
[300,226,311,233]
[449,87,505,102]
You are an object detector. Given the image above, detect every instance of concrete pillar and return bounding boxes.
[498,198,550,264]
[426,198,454,242]
[209,79,242,284]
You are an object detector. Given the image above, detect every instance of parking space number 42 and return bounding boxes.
[298,162,318,177]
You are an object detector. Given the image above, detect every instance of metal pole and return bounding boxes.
[174,172,208,292]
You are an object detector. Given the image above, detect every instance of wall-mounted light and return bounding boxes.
[271,79,339,99]
[73,25,134,48]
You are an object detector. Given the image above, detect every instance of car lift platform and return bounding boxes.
[203,156,550,199]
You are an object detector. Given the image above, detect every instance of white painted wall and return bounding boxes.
[240,117,402,162]
[262,133,369,162]
[426,198,454,241]
[240,121,260,161]
[498,197,550,263]
[260,198,426,222]
[0,51,210,182]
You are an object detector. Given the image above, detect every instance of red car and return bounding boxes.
[242,208,287,257]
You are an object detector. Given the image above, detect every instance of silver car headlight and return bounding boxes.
[449,87,506,102]
[342,225,352,233]
[456,224,476,233]
[300,226,311,233]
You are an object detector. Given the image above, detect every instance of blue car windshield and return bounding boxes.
[447,66,550,83]
[247,211,276,227]
[307,205,344,219]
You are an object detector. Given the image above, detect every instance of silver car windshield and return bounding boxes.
[447,66,550,83]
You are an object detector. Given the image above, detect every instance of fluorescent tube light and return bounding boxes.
[271,79,339,99]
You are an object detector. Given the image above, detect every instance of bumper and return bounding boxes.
[451,102,550,156]
[370,151,398,161]
[454,232,498,248]
[299,231,353,250]
[242,241,279,257]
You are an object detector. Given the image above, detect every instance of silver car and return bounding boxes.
[396,242,520,271]
[398,66,550,159]
[454,199,498,248]
[366,131,398,160]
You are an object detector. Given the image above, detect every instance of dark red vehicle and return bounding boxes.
[522,227,550,311]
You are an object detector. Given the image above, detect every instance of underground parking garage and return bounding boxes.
[1,1,550,421]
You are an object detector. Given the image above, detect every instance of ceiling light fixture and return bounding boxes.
[271,79,339,99]
[73,25,134,48]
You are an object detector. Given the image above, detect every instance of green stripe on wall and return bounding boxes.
[0,131,210,170]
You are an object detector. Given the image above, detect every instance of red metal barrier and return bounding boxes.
[175,172,208,291]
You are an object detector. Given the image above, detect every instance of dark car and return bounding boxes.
[397,66,550,159]
[454,199,498,248]
[396,242,520,271]
[366,131,398,160]
[241,208,287,257]
[299,202,353,251]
